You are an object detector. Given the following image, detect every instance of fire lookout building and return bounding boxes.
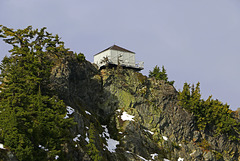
[94,45,144,71]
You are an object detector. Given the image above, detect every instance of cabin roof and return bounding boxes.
[94,45,135,56]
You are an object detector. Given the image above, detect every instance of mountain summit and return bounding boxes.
[0,26,239,161]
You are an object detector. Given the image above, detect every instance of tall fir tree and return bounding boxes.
[0,26,75,160]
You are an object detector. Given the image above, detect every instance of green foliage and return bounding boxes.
[178,82,240,141]
[86,123,102,161]
[171,141,181,150]
[149,65,174,85]
[213,150,223,160]
[198,139,211,150]
[75,52,85,63]
[0,26,75,160]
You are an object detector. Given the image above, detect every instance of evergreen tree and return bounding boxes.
[86,123,102,161]
[0,26,75,160]
[178,82,240,140]
[149,65,174,85]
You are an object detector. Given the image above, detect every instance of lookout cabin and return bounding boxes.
[94,45,144,71]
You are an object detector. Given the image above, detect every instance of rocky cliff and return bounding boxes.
[1,54,239,161]
[47,54,240,161]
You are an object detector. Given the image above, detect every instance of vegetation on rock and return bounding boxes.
[178,82,240,141]
[86,123,103,161]
[149,65,174,85]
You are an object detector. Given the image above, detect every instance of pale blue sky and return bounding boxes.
[0,0,240,110]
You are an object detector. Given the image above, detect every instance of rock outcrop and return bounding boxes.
[47,54,240,161]
[2,54,238,161]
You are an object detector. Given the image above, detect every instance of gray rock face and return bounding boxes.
[46,57,240,160]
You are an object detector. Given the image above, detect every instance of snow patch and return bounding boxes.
[150,153,158,159]
[85,132,89,143]
[39,145,49,151]
[178,157,184,161]
[55,155,59,160]
[125,151,150,161]
[136,154,148,161]
[64,106,75,119]
[116,109,121,112]
[101,125,110,138]
[144,129,154,135]
[85,137,89,143]
[106,138,119,153]
[73,134,81,142]
[85,111,91,115]
[162,136,168,141]
[164,159,170,161]
[121,112,135,121]
[0,143,5,149]
[101,125,119,153]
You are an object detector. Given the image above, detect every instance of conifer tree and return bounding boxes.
[178,82,240,140]
[149,65,174,85]
[0,26,75,160]
[86,123,102,161]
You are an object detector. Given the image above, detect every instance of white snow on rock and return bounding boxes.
[121,112,135,121]
[106,138,119,153]
[126,151,149,161]
[39,145,49,151]
[85,132,89,143]
[163,159,170,161]
[85,137,89,143]
[64,106,75,119]
[116,109,121,112]
[162,136,168,141]
[101,125,110,138]
[136,154,148,161]
[55,155,59,160]
[0,143,5,149]
[144,129,154,135]
[85,111,91,115]
[73,134,81,142]
[101,125,119,153]
[150,153,158,160]
[178,157,184,161]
